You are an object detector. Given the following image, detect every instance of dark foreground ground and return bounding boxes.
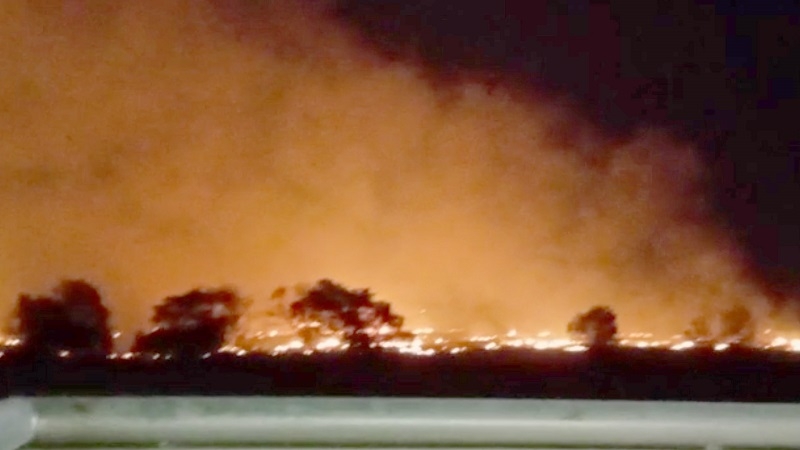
[3,347,800,401]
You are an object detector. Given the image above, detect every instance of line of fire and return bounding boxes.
[2,278,798,361]
[6,279,800,400]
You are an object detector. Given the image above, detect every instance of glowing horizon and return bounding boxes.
[0,1,797,347]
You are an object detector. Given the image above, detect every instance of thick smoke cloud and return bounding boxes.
[0,1,791,346]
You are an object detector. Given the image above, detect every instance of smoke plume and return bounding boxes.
[0,1,790,347]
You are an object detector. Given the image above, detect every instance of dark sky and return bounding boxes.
[335,0,800,298]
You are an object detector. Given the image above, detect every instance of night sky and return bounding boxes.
[333,0,800,298]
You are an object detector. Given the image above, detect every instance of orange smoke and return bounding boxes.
[0,1,794,348]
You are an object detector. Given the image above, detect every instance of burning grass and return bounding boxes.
[6,326,800,362]
[5,335,800,400]
[230,327,800,358]
[4,280,800,399]
[4,278,800,362]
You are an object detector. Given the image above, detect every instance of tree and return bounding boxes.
[289,279,404,348]
[568,306,618,346]
[131,288,247,358]
[9,280,113,357]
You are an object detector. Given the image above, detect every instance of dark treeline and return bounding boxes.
[2,278,411,359]
[1,279,765,360]
[0,279,793,399]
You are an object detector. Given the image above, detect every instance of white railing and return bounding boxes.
[5,396,800,449]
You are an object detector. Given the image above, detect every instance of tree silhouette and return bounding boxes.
[568,306,618,346]
[289,279,404,348]
[132,288,246,358]
[9,280,113,357]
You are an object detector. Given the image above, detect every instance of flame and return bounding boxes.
[222,327,800,357]
[670,340,695,351]
[5,326,800,360]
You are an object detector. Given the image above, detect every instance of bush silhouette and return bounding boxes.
[568,306,618,346]
[9,280,113,357]
[132,288,246,358]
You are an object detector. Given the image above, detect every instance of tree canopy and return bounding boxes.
[289,279,404,347]
[132,288,247,358]
[568,305,618,346]
[9,279,113,357]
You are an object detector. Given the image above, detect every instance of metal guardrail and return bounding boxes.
[5,396,800,449]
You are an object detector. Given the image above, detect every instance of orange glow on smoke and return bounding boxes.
[0,1,798,349]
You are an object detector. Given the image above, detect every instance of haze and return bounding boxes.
[0,1,789,346]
